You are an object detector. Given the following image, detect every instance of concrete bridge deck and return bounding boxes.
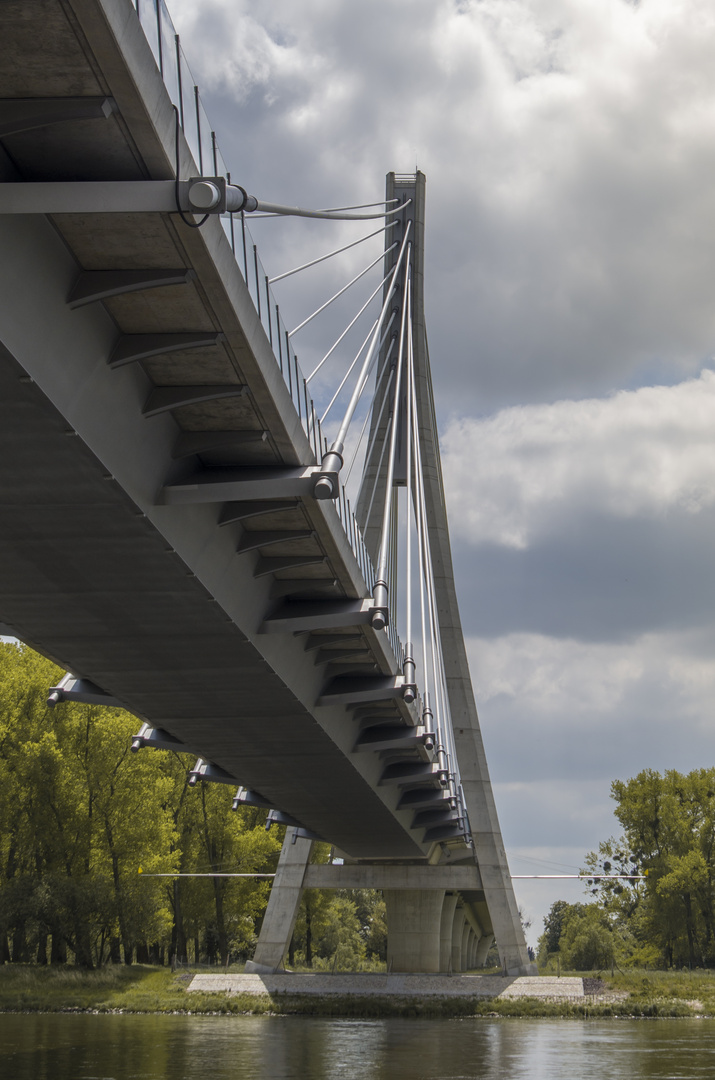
[0,0,433,858]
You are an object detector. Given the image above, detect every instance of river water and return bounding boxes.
[2,1013,715,1079]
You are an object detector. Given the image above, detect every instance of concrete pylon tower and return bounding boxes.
[355,172,532,976]
[248,173,534,978]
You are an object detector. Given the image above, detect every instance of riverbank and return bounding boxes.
[0,965,712,1018]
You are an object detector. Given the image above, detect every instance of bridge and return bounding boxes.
[0,0,534,975]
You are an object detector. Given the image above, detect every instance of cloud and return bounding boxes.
[168,0,715,411]
[452,511,715,640]
[469,629,715,785]
[443,370,715,549]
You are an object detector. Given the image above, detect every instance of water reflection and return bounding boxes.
[2,1013,715,1080]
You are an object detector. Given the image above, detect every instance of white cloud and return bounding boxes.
[443,370,715,547]
[469,629,715,784]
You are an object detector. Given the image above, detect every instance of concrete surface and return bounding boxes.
[188,973,588,1000]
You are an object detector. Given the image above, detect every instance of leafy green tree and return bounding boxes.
[177,783,282,964]
[291,886,387,970]
[0,643,284,967]
[585,768,715,968]
[558,905,615,970]
[351,888,387,962]
[537,899,571,964]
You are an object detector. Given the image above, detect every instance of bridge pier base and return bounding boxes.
[471,931,480,969]
[464,929,472,970]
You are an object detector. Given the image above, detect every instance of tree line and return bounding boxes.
[0,643,385,969]
[538,767,715,970]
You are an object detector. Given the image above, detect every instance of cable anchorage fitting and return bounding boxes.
[402,643,416,704]
[371,578,389,630]
[314,444,343,500]
[184,177,255,214]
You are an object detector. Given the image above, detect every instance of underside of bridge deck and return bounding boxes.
[0,0,446,859]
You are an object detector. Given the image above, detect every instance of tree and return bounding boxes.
[558,905,614,970]
[584,768,715,968]
[0,642,283,967]
[538,899,571,961]
[177,783,282,965]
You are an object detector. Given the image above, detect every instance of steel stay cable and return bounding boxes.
[351,312,399,405]
[314,223,412,503]
[138,872,275,878]
[288,242,397,338]
[411,389,440,719]
[349,335,400,494]
[428,553,456,771]
[403,279,415,699]
[344,340,398,488]
[409,334,430,710]
[313,198,401,212]
[363,411,393,530]
[143,871,646,881]
[396,354,467,827]
[416,409,451,778]
[320,316,378,424]
[307,268,393,383]
[389,488,398,635]
[269,222,396,284]
[412,391,459,791]
[320,311,397,426]
[244,198,412,221]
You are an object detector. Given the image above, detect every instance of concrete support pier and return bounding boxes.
[245,828,313,974]
[384,889,445,973]
[451,906,467,972]
[461,922,472,970]
[247,837,515,977]
[439,893,459,972]
[476,933,494,967]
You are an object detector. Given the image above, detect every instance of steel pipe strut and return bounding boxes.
[186,176,412,219]
[240,195,412,221]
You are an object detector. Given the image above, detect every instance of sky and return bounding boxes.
[158,0,715,945]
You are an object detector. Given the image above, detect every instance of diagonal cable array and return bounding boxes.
[244,175,473,847]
